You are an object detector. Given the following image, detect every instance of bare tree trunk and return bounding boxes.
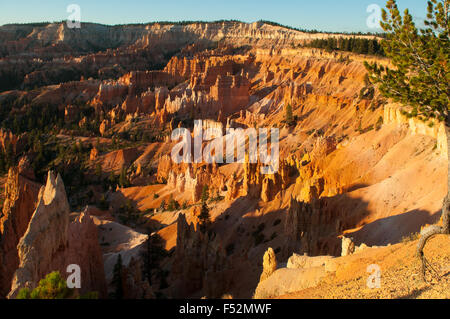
[416,123,450,279]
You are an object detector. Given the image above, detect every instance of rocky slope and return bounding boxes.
[267,234,450,299]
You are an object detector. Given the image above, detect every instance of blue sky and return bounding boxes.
[0,0,428,32]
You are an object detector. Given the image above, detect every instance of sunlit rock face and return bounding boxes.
[0,168,41,297]
[8,171,107,298]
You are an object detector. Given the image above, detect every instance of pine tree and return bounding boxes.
[199,185,210,232]
[368,39,376,55]
[167,194,179,211]
[199,201,210,233]
[365,0,449,280]
[285,103,294,126]
[360,39,369,54]
[119,166,129,188]
[159,199,166,211]
[343,38,351,51]
[201,185,209,203]
[111,254,124,299]
[95,163,102,180]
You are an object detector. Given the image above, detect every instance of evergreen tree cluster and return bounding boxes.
[306,37,385,56]
[0,103,63,135]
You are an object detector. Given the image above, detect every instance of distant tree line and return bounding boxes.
[305,37,385,56]
[115,19,243,27]
[2,22,54,27]
[258,20,386,36]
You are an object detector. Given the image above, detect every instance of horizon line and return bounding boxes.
[0,19,386,36]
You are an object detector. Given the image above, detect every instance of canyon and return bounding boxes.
[0,20,448,299]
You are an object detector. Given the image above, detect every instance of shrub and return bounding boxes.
[17,271,74,299]
[375,116,383,131]
[167,195,180,211]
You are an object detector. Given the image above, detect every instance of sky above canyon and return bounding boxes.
[1,0,428,32]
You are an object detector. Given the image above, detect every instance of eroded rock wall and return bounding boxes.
[0,168,41,297]
[8,171,106,298]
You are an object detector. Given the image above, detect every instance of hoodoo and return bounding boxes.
[0,0,448,301]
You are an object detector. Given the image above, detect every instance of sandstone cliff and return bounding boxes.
[0,168,41,297]
[8,171,106,298]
